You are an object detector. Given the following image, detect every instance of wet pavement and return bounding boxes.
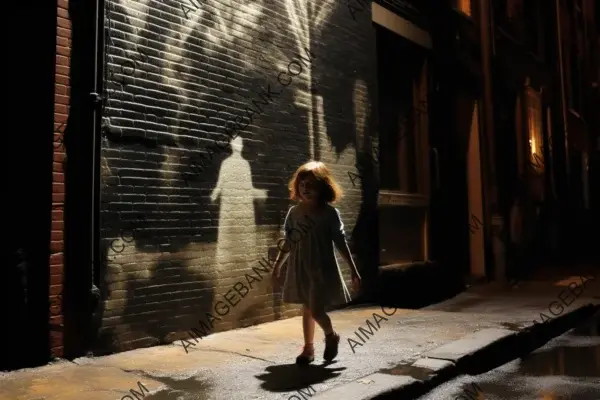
[416,313,600,400]
[0,274,597,400]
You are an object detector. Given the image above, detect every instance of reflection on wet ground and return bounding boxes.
[418,314,600,400]
[518,338,600,378]
[138,374,213,400]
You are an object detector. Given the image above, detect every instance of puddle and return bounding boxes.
[456,342,600,400]
[457,379,600,400]
[380,363,437,381]
[139,375,214,400]
[519,343,600,378]
[518,314,600,378]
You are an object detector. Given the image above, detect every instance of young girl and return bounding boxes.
[271,161,362,364]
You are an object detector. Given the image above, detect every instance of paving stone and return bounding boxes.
[312,373,418,400]
[423,328,515,362]
[411,357,455,372]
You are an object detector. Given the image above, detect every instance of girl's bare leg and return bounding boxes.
[296,305,315,364]
[310,306,333,336]
[302,305,316,346]
[311,305,339,362]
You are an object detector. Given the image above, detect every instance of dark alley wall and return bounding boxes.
[97,0,377,352]
[49,0,71,360]
[4,1,57,369]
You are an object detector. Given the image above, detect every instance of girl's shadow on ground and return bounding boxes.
[256,362,346,392]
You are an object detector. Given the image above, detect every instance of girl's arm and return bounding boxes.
[272,250,290,277]
[337,242,361,280]
[272,206,294,278]
[332,209,361,280]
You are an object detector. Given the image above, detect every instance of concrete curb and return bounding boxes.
[458,303,599,376]
[313,303,600,400]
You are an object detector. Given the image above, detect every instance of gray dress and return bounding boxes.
[281,204,352,308]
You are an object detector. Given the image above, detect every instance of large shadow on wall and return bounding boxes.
[96,0,310,349]
[96,258,215,353]
[100,0,278,247]
[97,0,378,349]
[320,8,379,289]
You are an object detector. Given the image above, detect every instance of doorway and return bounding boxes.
[428,82,485,281]
[466,101,486,278]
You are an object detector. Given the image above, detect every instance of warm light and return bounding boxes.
[456,0,472,16]
[526,85,543,172]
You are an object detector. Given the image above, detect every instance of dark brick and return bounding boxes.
[98,0,375,354]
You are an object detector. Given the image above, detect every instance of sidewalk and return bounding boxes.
[0,273,597,400]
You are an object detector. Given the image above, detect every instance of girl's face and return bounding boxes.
[298,175,319,203]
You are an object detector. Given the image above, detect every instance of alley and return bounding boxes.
[1,274,598,400]
[5,1,599,399]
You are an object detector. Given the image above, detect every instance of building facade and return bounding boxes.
[427,0,599,283]
[555,0,599,262]
[490,0,599,276]
[4,0,597,369]
[70,0,376,359]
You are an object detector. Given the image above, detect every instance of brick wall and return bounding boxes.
[98,0,376,352]
[49,0,71,358]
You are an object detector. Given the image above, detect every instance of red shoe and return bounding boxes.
[296,344,315,365]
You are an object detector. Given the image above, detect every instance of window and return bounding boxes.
[526,85,544,174]
[455,0,472,17]
[379,70,429,194]
[379,81,418,193]
[377,28,428,195]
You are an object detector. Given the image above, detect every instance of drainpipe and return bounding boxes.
[89,0,103,305]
